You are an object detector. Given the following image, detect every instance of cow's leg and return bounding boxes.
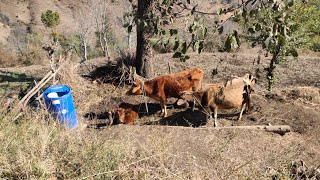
[192,98,196,111]
[160,100,167,117]
[214,107,218,127]
[238,103,246,120]
[108,111,114,126]
[164,104,167,117]
[160,101,164,116]
[203,106,211,122]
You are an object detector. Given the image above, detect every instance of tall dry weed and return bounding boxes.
[0,108,125,179]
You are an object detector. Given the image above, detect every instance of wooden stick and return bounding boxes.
[116,124,291,135]
[198,125,291,135]
[18,70,53,107]
[22,66,62,107]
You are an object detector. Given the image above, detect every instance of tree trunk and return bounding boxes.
[267,45,280,91]
[136,0,155,78]
[128,32,132,52]
[103,36,110,60]
[98,33,105,57]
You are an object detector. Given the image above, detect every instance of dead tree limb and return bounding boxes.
[137,124,292,135]
[209,125,292,135]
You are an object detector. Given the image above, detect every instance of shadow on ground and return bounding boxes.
[82,54,135,85]
[0,71,41,98]
[84,101,211,128]
[0,71,38,83]
[144,109,207,127]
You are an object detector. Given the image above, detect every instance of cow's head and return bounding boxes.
[243,74,257,86]
[127,71,147,95]
[113,108,138,124]
[108,108,126,125]
[114,108,126,124]
[127,78,143,95]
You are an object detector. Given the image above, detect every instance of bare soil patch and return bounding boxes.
[83,51,320,135]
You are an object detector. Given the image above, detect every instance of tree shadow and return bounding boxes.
[0,71,41,102]
[144,109,208,128]
[83,112,110,129]
[83,102,163,129]
[0,70,39,83]
[82,53,135,85]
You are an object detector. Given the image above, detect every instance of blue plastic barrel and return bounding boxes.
[43,85,78,128]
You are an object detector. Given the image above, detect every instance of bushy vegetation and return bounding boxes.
[0,43,18,67]
[0,110,124,179]
[41,10,60,29]
[289,0,320,51]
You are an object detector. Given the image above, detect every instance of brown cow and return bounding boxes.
[201,74,256,127]
[108,103,139,125]
[127,68,204,117]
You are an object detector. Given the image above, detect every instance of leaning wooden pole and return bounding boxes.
[22,66,62,107]
[18,70,53,107]
[206,125,291,135]
[140,125,292,135]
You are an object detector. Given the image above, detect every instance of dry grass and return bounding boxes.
[0,45,19,68]
[1,52,320,179]
[0,109,125,179]
[1,108,320,179]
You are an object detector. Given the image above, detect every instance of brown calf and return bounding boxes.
[201,74,257,127]
[108,103,139,125]
[127,68,204,117]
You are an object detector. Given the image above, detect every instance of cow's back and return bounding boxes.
[206,77,249,109]
[166,68,203,98]
[145,68,203,99]
[214,86,244,109]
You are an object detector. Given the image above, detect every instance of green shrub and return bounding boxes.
[289,0,320,51]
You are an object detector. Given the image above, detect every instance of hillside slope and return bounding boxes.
[0,0,131,45]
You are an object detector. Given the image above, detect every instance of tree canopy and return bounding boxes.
[41,10,60,29]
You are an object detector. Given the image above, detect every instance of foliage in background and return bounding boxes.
[41,10,60,29]
[6,24,46,66]
[233,0,310,90]
[20,33,45,65]
[149,1,208,61]
[41,10,61,45]
[289,0,320,51]
[90,0,112,59]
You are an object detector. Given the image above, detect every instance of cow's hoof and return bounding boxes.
[174,99,189,109]
[160,112,167,118]
[214,122,218,127]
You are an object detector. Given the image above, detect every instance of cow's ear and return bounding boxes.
[252,77,257,84]
[133,70,137,81]
[133,79,137,85]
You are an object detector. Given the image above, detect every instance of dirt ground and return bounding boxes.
[1,0,319,178]
[75,50,320,178]
[83,50,320,135]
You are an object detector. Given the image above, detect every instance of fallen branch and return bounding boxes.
[23,67,62,107]
[207,125,292,135]
[117,124,291,135]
